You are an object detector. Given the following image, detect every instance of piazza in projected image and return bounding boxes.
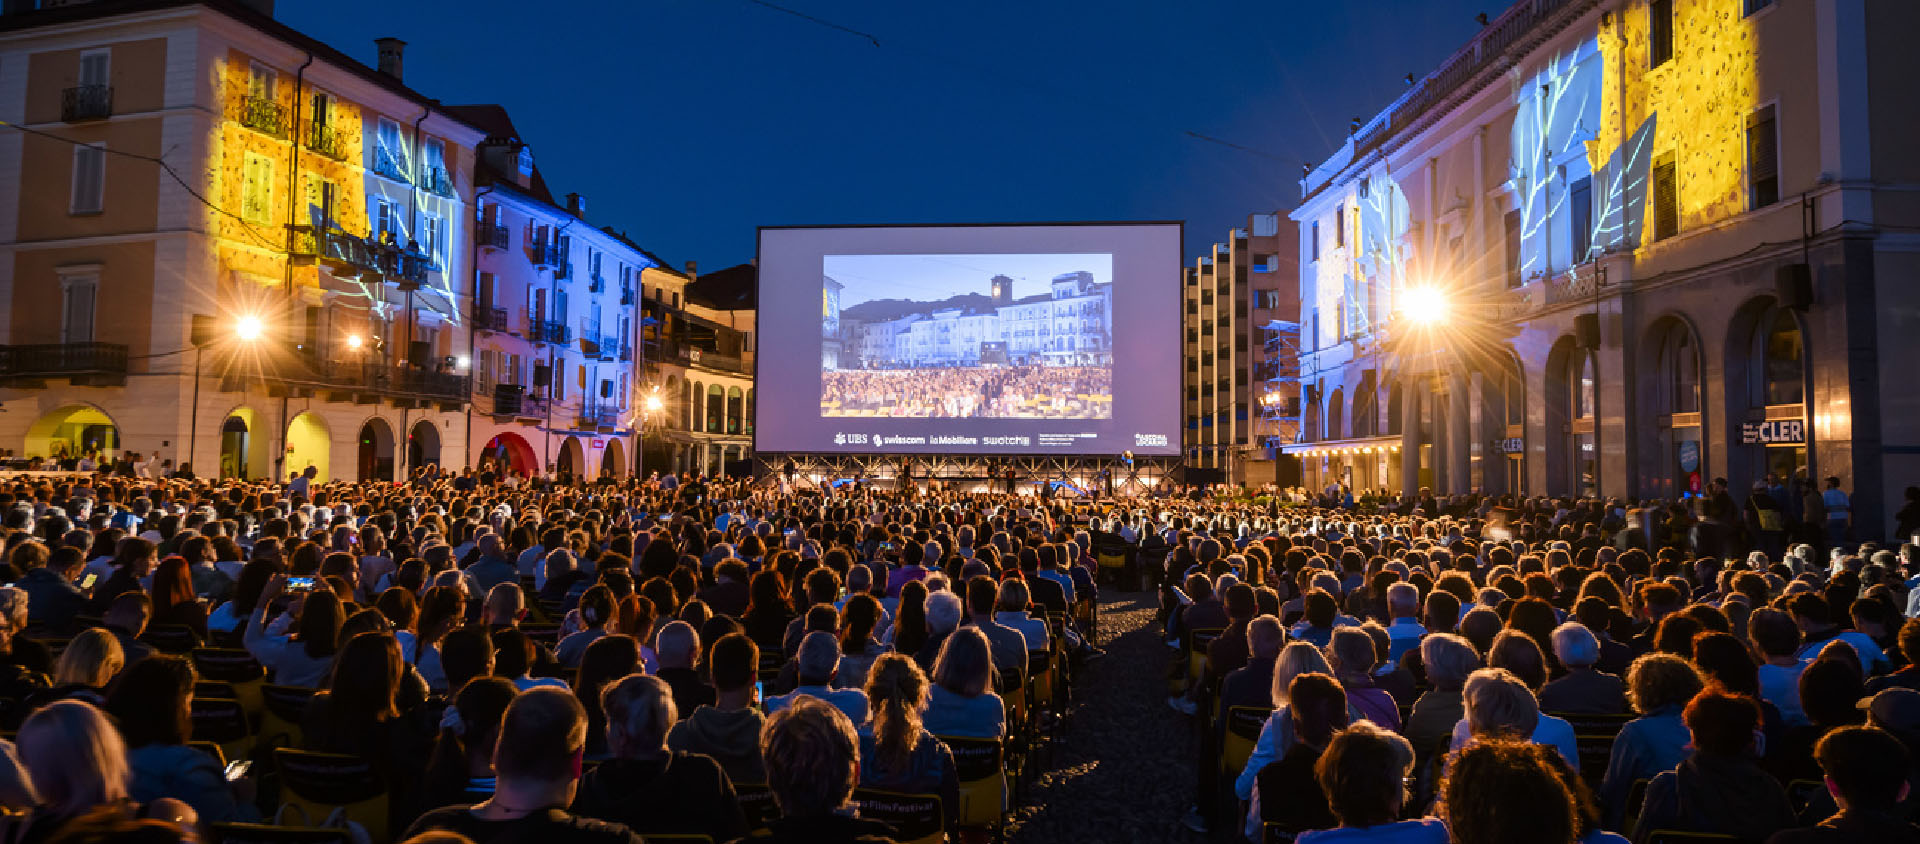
[820,253,1114,419]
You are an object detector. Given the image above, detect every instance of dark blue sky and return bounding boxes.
[282,0,1492,270]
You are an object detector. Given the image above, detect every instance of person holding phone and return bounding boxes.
[242,574,343,688]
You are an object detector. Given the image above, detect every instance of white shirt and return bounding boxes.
[1449,713,1579,768]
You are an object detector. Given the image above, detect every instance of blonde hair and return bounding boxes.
[1271,640,1335,708]
[18,701,128,815]
[931,627,993,698]
[864,653,929,772]
[1462,667,1540,741]
[600,673,675,758]
[52,629,123,688]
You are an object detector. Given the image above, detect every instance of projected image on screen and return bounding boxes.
[820,253,1114,420]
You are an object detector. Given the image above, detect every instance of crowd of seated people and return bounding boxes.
[1160,486,1920,843]
[0,471,1114,844]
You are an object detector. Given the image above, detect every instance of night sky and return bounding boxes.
[281,0,1493,269]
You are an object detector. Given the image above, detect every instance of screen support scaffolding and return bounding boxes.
[754,453,1181,497]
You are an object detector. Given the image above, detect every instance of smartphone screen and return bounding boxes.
[80,573,98,589]
[286,576,317,593]
[224,760,251,781]
[753,682,764,705]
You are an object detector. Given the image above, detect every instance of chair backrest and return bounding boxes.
[272,749,390,843]
[731,782,779,834]
[938,735,1004,782]
[852,788,944,844]
[1646,832,1739,844]
[636,836,712,844]
[1221,706,1272,777]
[142,624,200,654]
[1549,711,1634,736]
[193,648,268,683]
[191,696,252,760]
[209,822,352,844]
[934,735,1006,829]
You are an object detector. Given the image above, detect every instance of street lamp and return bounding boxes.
[188,314,262,476]
[1399,287,1451,325]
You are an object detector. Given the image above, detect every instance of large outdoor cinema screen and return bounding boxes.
[756,223,1183,456]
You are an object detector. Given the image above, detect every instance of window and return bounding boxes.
[247,62,275,100]
[1652,156,1679,242]
[1649,0,1673,67]
[375,118,405,178]
[1744,0,1773,16]
[375,200,398,242]
[60,271,97,343]
[302,175,336,226]
[1757,309,1805,406]
[241,153,273,222]
[1748,104,1780,209]
[70,143,105,214]
[1504,209,1522,286]
[79,49,110,88]
[1311,308,1320,351]
[424,138,446,178]
[309,91,331,124]
[476,349,496,389]
[422,213,443,263]
[1334,212,1345,248]
[1569,176,1593,264]
[1310,221,1321,261]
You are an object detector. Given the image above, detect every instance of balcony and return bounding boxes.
[619,342,633,362]
[61,85,112,122]
[305,122,349,161]
[588,272,604,293]
[240,95,285,138]
[528,321,570,345]
[289,225,435,288]
[419,166,454,198]
[579,404,622,431]
[554,261,573,281]
[372,145,408,182]
[530,241,560,268]
[620,288,635,306]
[595,334,620,362]
[477,222,509,251]
[0,342,128,384]
[472,306,508,333]
[265,356,469,407]
[678,345,749,374]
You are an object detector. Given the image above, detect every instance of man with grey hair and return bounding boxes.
[916,589,964,671]
[1384,581,1426,663]
[655,620,715,718]
[1538,622,1626,714]
[766,631,868,725]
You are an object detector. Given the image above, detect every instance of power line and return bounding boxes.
[740,0,881,47]
[0,118,290,253]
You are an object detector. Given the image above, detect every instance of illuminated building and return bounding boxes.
[1185,213,1298,485]
[452,105,657,480]
[1285,0,1920,539]
[664,262,755,478]
[832,271,1114,369]
[0,0,486,482]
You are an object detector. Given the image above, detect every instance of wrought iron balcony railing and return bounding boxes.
[372,145,408,182]
[240,95,285,138]
[477,222,509,251]
[530,241,560,268]
[528,320,570,345]
[305,122,348,160]
[472,306,508,332]
[289,225,435,287]
[61,85,112,122]
[420,167,454,198]
[0,342,128,377]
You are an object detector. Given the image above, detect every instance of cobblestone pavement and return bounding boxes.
[1007,590,1204,843]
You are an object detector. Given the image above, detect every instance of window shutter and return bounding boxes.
[1748,105,1779,207]
[79,51,110,87]
[1653,159,1679,241]
[72,145,105,214]
[65,283,96,343]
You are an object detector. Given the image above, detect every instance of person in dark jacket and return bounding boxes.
[19,546,87,633]
[1538,622,1627,715]
[653,621,715,719]
[745,696,899,844]
[1766,726,1920,844]
[1633,689,1793,844]
[667,632,767,786]
[574,674,747,842]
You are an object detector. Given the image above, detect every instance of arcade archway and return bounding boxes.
[408,419,442,471]
[556,436,585,478]
[218,406,272,480]
[481,431,536,476]
[24,404,119,465]
[286,411,331,484]
[357,417,396,482]
[601,438,627,479]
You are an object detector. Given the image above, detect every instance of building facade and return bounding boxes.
[0,0,486,483]
[830,271,1113,370]
[455,104,655,481]
[1285,0,1920,540]
[1186,213,1300,485]
[639,261,755,479]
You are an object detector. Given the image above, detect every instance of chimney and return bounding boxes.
[684,260,698,281]
[374,38,407,81]
[566,192,585,217]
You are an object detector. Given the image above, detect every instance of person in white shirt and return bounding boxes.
[1383,582,1427,664]
[993,579,1049,654]
[1448,667,1579,768]
[766,632,869,726]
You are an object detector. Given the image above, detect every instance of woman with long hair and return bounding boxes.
[303,631,433,819]
[47,629,122,704]
[148,557,206,642]
[889,580,930,658]
[407,586,464,693]
[741,570,794,658]
[576,634,641,760]
[421,677,517,810]
[243,575,342,688]
[836,594,885,690]
[89,537,155,615]
[1249,673,1348,840]
[105,655,251,823]
[922,627,1003,739]
[859,653,959,824]
[15,700,195,844]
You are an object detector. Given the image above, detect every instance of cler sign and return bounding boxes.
[1740,419,1806,445]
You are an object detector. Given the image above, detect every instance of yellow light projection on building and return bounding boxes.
[1595,0,1761,242]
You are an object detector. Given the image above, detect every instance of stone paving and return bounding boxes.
[1007,591,1206,843]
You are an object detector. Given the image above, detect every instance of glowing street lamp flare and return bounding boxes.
[346,334,364,349]
[1399,287,1450,324]
[644,393,664,413]
[234,316,263,341]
